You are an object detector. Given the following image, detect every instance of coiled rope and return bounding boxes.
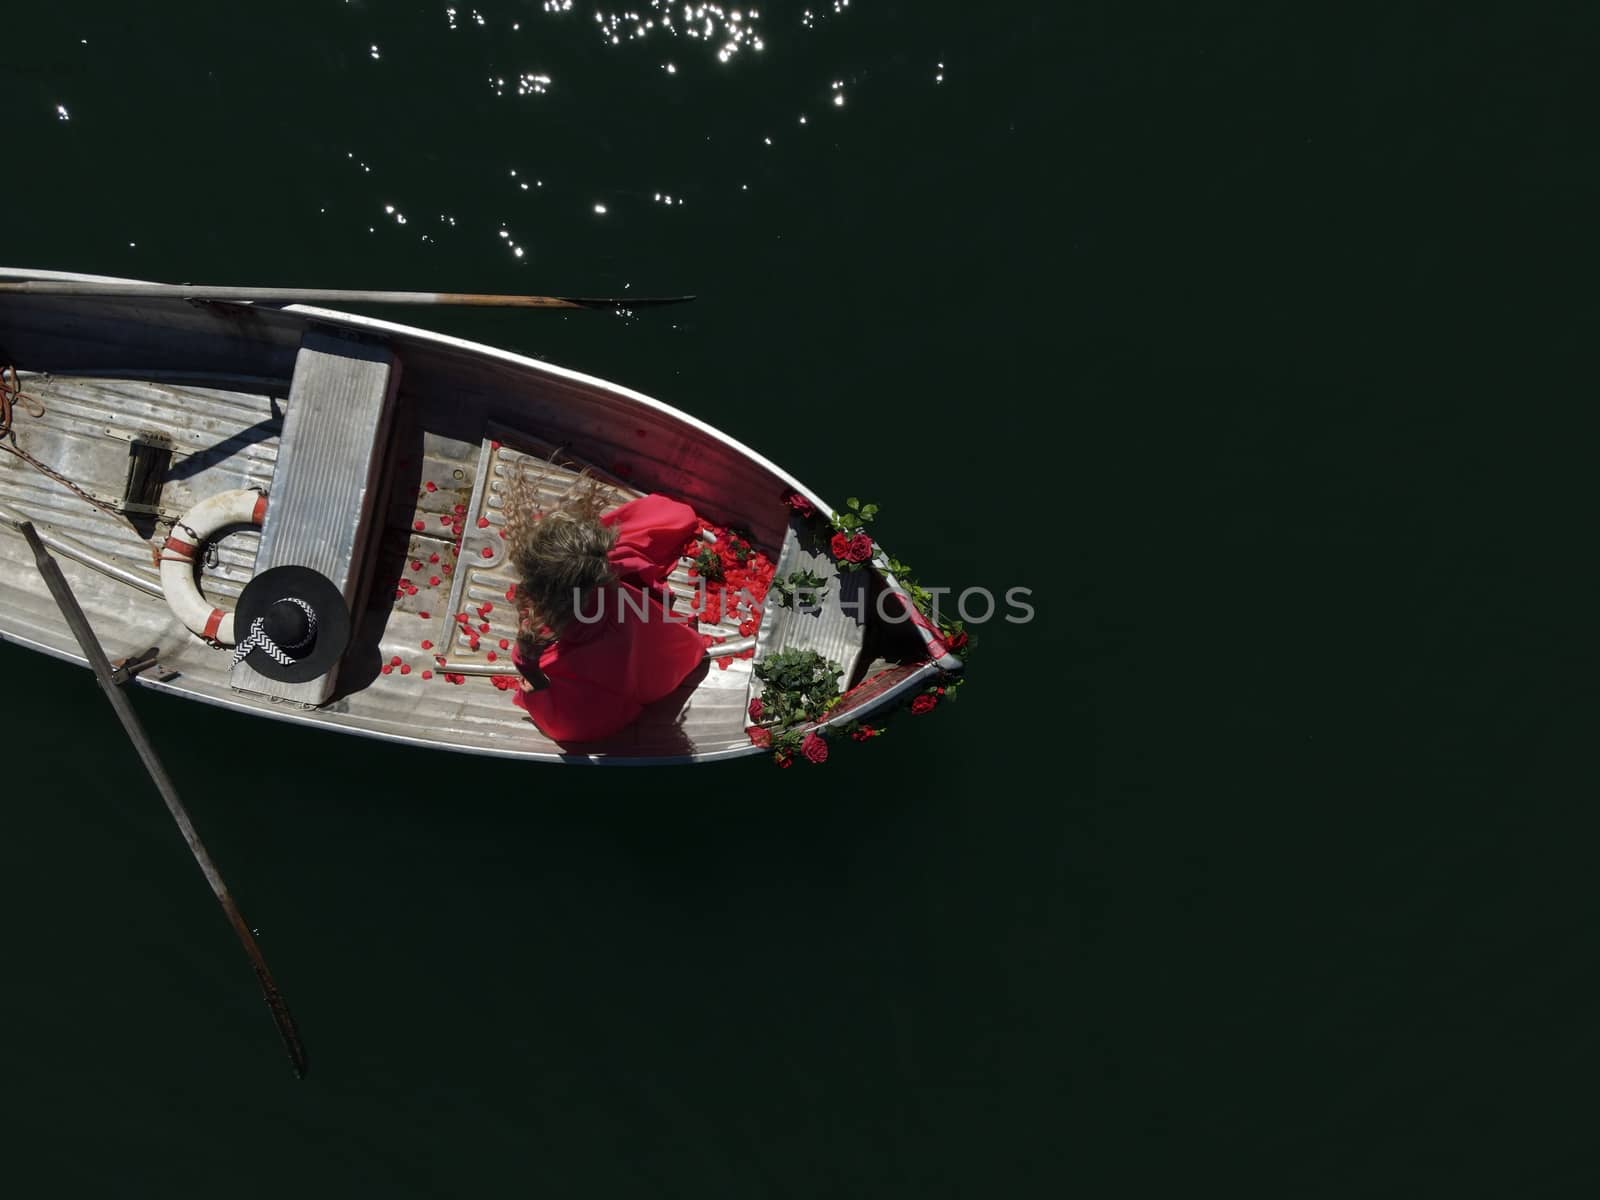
[1,365,123,518]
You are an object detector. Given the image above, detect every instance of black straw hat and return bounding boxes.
[230,565,352,682]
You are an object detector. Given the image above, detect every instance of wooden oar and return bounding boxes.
[15,520,309,1078]
[0,280,693,309]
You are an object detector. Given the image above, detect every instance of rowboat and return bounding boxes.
[0,267,959,764]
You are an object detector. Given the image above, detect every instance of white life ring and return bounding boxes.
[158,488,268,645]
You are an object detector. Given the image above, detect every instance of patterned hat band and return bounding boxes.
[230,597,318,668]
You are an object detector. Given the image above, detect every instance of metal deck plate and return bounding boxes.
[232,332,398,704]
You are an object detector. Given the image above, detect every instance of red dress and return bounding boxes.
[511,494,705,742]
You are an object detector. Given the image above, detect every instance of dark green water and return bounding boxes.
[3,3,1597,1194]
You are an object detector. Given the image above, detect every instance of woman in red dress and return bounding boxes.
[507,480,705,743]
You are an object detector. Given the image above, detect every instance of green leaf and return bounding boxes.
[847,497,860,510]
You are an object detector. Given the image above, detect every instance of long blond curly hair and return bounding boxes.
[506,467,621,648]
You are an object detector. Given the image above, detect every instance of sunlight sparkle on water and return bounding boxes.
[586,2,765,62]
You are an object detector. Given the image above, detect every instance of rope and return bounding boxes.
[0,363,44,436]
[1,366,124,518]
[230,598,318,668]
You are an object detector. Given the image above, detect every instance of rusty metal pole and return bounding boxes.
[17,520,308,1078]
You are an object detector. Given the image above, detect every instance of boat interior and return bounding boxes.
[0,281,943,762]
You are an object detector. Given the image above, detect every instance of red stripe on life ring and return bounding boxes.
[203,608,226,640]
[252,493,268,524]
[163,536,196,560]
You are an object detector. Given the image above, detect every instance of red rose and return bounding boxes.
[774,750,794,768]
[947,629,968,651]
[911,693,938,714]
[801,732,829,764]
[850,725,876,742]
[748,697,764,721]
[830,532,851,560]
[846,534,873,563]
[748,727,772,748]
[785,492,816,518]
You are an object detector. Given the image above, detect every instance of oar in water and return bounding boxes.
[15,519,308,1078]
[0,280,694,309]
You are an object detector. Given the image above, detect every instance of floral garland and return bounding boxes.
[744,491,972,767]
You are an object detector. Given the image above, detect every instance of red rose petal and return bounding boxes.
[499,638,510,649]
[421,640,433,650]
[390,655,402,666]
[421,669,433,679]
[477,516,490,528]
[429,575,441,586]
[425,481,437,492]
[481,546,494,558]
[413,521,425,531]
[486,651,497,662]
[454,503,466,515]
[418,610,430,619]
[429,553,440,564]
[481,603,493,614]
[399,663,412,675]
[381,664,393,674]
[478,622,490,633]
